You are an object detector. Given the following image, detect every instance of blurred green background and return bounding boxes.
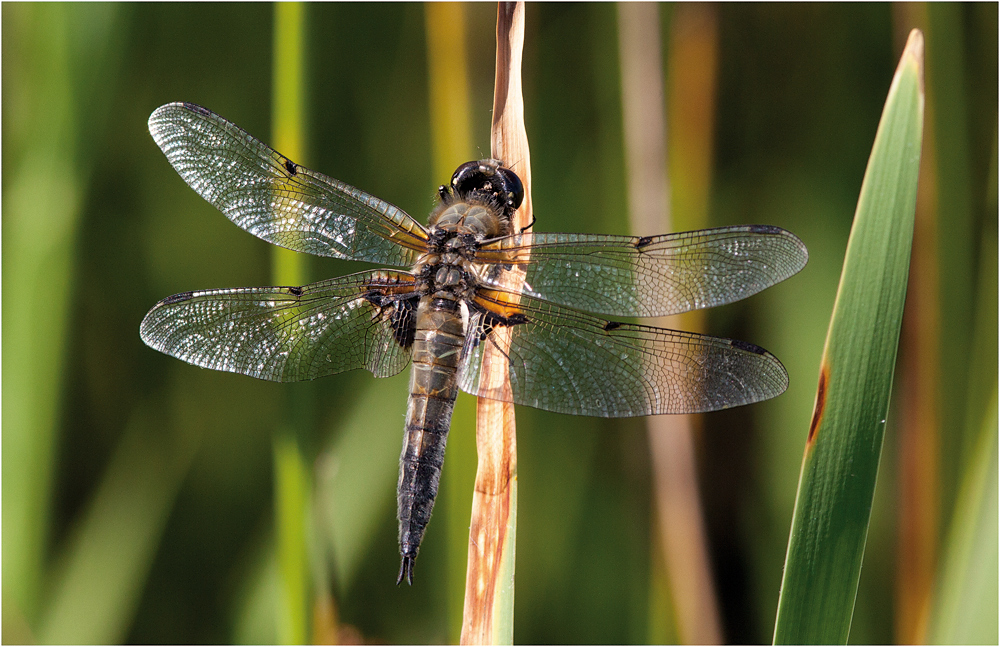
[3,3,995,644]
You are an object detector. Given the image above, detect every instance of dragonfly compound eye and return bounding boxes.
[496,167,524,215]
[450,159,524,219]
[450,160,486,196]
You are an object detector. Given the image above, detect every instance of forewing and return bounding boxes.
[475,225,807,317]
[458,290,788,417]
[148,102,428,266]
[140,270,418,382]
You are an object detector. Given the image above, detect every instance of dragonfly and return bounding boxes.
[140,102,808,585]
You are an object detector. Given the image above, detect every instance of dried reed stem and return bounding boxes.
[461,2,531,643]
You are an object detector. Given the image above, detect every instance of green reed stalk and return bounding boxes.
[271,4,312,644]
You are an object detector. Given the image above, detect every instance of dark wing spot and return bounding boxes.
[730,338,766,355]
[506,313,528,325]
[183,103,211,116]
[362,289,417,350]
[745,224,783,235]
[389,296,418,350]
[471,304,528,344]
[635,235,654,249]
[287,286,304,296]
[283,158,298,175]
[603,320,622,332]
[161,291,195,305]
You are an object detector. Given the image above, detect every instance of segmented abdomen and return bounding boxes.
[396,294,465,584]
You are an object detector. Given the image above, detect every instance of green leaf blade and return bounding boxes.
[773,30,925,645]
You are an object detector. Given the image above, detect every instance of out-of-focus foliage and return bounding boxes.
[2,4,995,644]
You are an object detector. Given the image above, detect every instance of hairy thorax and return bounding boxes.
[414,202,509,303]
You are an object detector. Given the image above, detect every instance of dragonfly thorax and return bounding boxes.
[427,201,506,239]
[413,253,477,303]
[431,265,466,291]
[412,216,493,300]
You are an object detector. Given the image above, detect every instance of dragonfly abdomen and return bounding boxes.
[396,294,466,584]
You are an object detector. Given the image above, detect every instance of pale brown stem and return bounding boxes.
[461,3,531,644]
[619,3,723,643]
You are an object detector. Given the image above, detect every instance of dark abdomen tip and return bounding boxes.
[397,555,415,585]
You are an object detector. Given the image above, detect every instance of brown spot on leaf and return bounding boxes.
[808,364,829,444]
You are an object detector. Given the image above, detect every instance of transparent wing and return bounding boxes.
[148,102,428,266]
[458,290,788,417]
[475,225,808,317]
[140,270,418,382]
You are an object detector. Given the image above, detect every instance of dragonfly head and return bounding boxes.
[447,159,524,223]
